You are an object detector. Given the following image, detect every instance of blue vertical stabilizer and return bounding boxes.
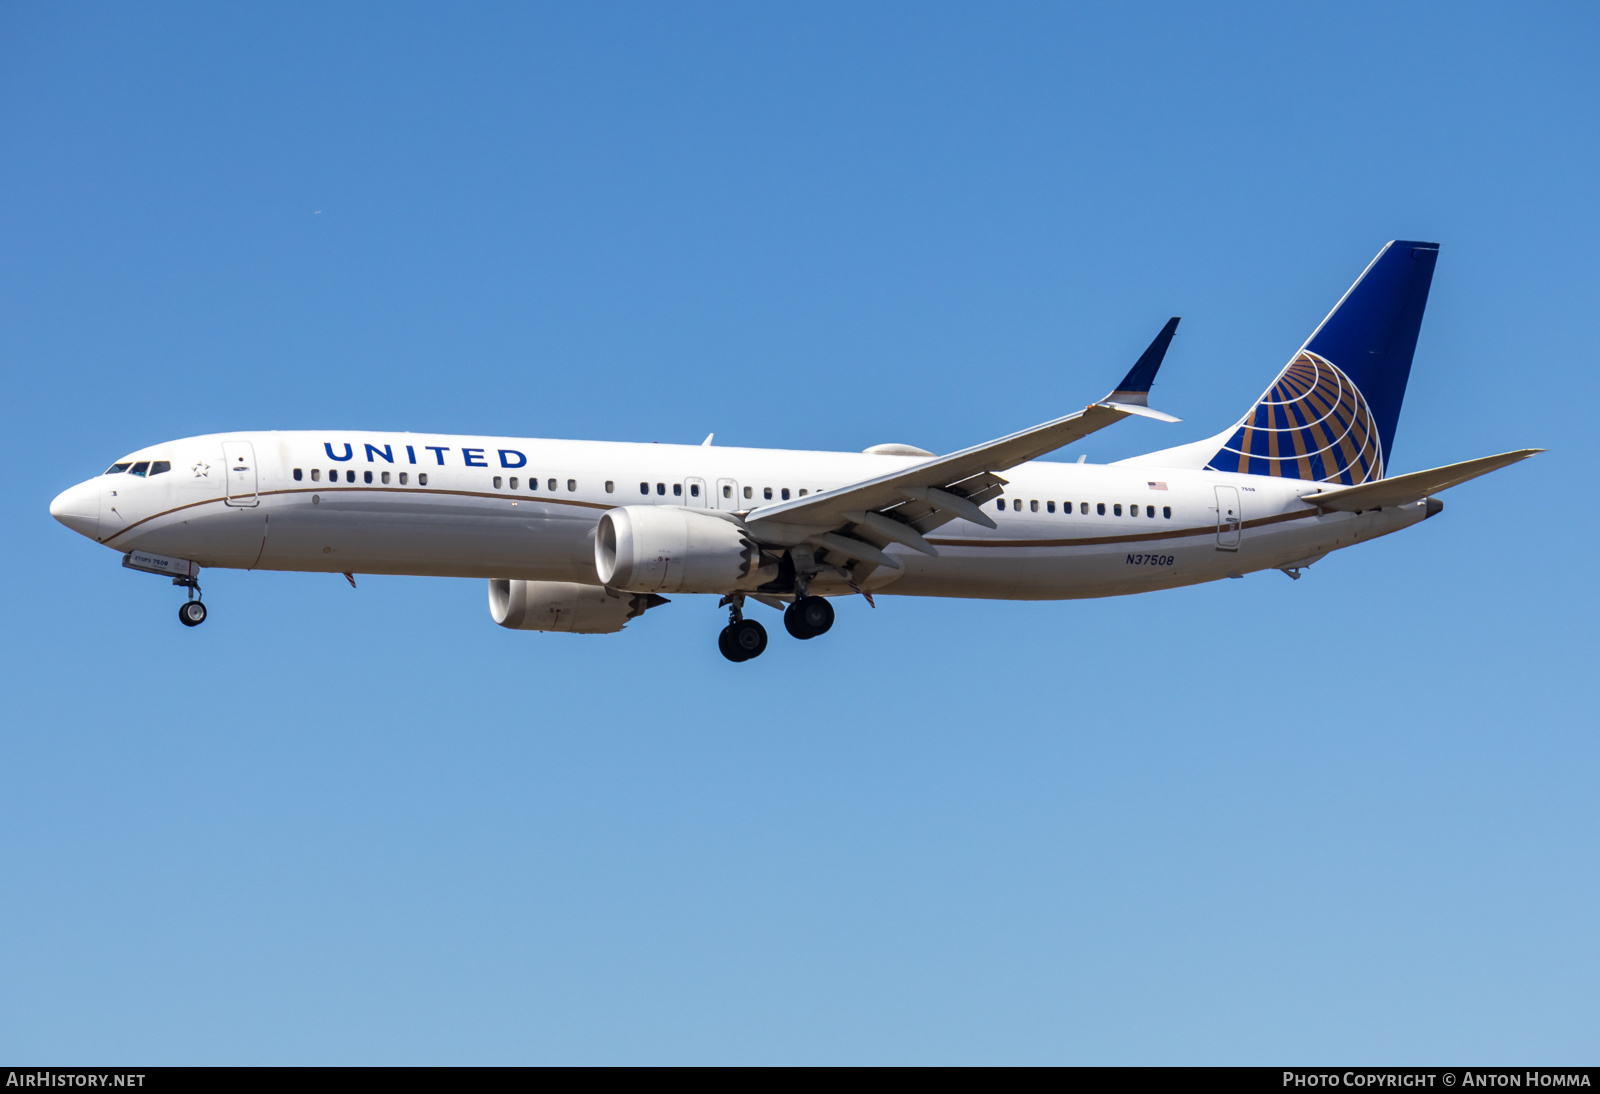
[1206,240,1439,483]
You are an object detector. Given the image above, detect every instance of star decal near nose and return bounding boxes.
[192,461,210,477]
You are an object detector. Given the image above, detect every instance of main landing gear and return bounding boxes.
[784,596,834,640]
[717,592,836,662]
[718,618,768,662]
[716,593,768,662]
[175,576,207,627]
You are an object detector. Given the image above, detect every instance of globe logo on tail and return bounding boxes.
[1207,351,1384,484]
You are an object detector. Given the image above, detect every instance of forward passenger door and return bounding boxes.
[223,441,259,508]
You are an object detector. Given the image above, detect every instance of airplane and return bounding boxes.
[49,240,1539,662]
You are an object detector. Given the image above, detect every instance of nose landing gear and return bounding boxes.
[716,594,768,662]
[175,575,207,627]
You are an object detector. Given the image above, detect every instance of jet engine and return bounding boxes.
[488,579,667,634]
[594,506,775,594]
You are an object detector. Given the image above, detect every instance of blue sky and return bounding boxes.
[3,2,1596,1064]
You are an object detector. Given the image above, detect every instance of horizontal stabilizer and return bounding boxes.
[1298,449,1542,511]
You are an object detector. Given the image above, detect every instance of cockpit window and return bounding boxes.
[106,463,132,475]
[148,461,171,476]
[129,462,150,477]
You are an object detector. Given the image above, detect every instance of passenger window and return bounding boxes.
[690,484,700,497]
[744,486,753,499]
[346,470,355,483]
[567,479,576,492]
[799,488,808,496]
[995,499,1005,512]
[364,470,374,484]
[508,476,517,489]
[1046,501,1055,513]
[493,476,503,489]
[1080,502,1088,515]
[1030,500,1038,512]
[399,472,408,485]
[1013,499,1021,511]
[764,487,773,500]
[130,461,149,477]
[1113,504,1122,516]
[781,488,790,500]
[1163,506,1171,519]
[311,469,321,482]
[548,478,558,491]
[722,485,732,498]
[605,481,614,493]
[149,461,171,476]
[105,463,131,475]
[640,482,649,495]
[1146,505,1154,518]
[657,483,666,495]
[673,483,682,496]
[293,468,303,481]
[1097,503,1105,515]
[419,473,429,485]
[382,471,391,485]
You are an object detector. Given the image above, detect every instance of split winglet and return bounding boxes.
[1105,317,1180,408]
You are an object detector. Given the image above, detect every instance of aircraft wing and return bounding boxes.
[1298,449,1543,512]
[744,319,1182,564]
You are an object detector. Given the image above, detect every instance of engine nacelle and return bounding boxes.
[595,506,774,594]
[488,579,667,634]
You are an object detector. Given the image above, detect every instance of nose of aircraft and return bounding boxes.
[50,479,102,540]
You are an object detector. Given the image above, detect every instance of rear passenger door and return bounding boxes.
[1214,485,1241,549]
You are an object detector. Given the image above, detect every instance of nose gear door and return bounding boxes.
[1214,485,1241,549]
[223,441,259,507]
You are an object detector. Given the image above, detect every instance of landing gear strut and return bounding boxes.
[717,594,768,662]
[175,576,207,627]
[784,596,834,640]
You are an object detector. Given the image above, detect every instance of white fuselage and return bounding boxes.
[51,430,1432,599]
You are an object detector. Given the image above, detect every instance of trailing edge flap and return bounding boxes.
[745,322,1182,535]
[1298,449,1543,512]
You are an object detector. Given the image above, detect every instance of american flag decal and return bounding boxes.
[1147,481,1168,490]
